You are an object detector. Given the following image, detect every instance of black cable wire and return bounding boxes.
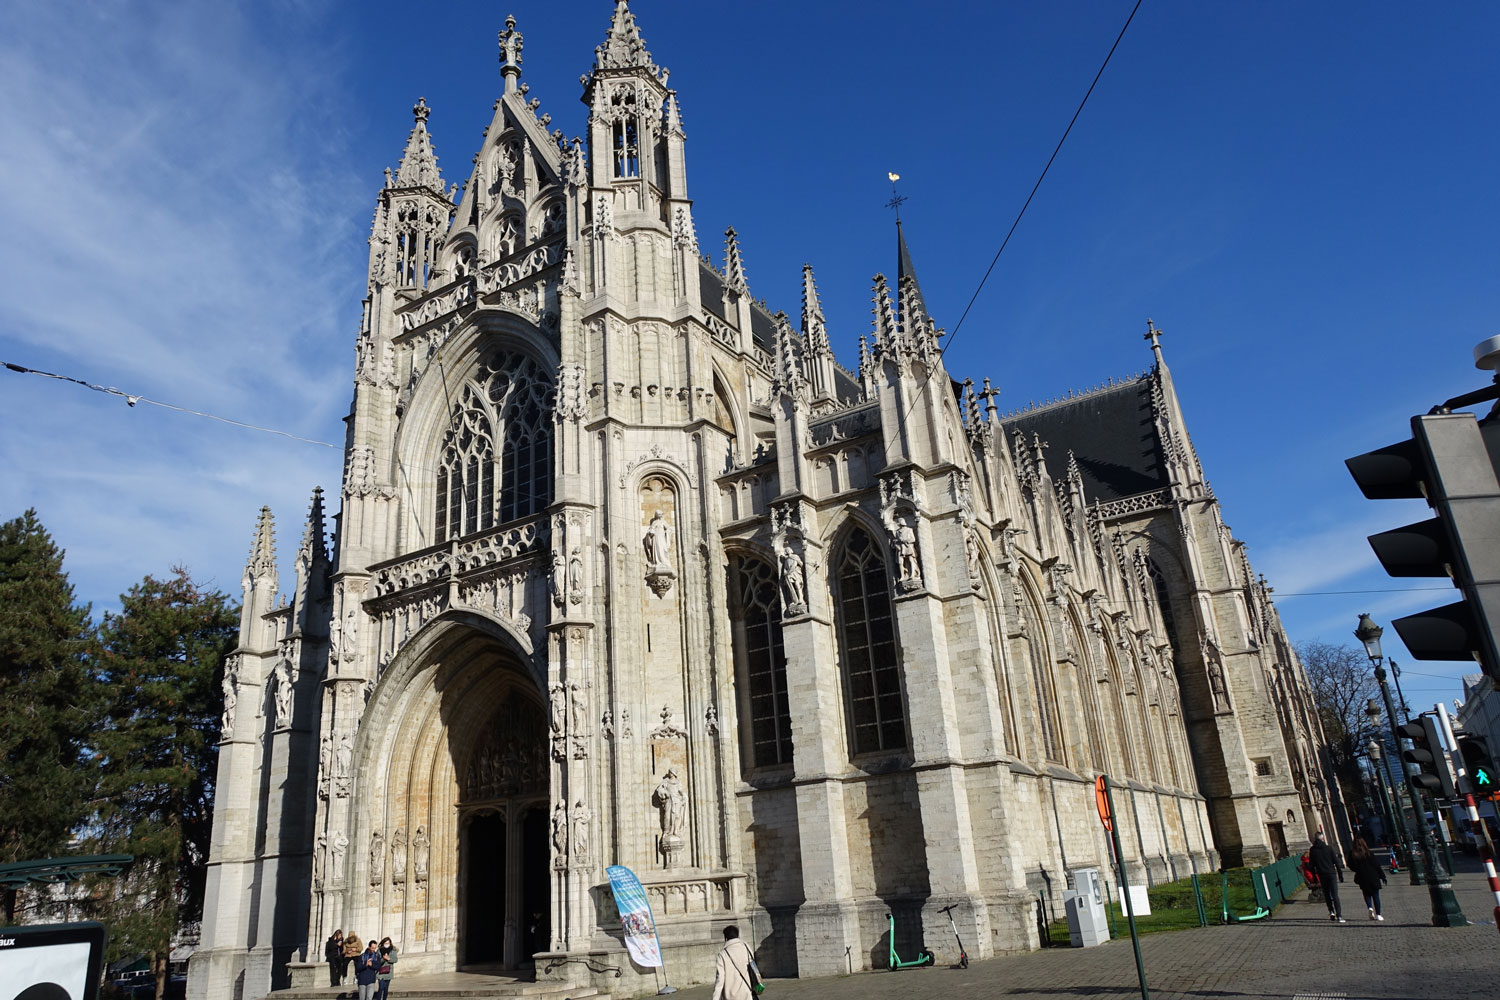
[940,0,1144,356]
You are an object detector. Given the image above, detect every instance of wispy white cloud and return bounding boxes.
[0,0,359,611]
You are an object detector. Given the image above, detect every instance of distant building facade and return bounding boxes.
[189,4,1336,998]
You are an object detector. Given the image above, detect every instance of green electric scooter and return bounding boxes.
[885,912,935,970]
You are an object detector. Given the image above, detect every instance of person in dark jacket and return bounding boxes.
[1349,836,1388,920]
[354,939,381,1000]
[1309,832,1346,922]
[324,930,344,987]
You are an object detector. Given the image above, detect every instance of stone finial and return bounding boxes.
[724,227,748,294]
[592,0,660,76]
[499,14,524,92]
[300,486,328,566]
[663,89,685,136]
[871,273,898,351]
[393,98,446,195]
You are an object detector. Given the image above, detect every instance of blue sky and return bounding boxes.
[2,1,1496,708]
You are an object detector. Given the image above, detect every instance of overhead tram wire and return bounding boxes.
[935,0,1143,362]
[3,360,337,448]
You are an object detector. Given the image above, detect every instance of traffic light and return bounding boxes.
[1457,734,1497,794]
[1345,412,1500,680]
[1399,716,1457,798]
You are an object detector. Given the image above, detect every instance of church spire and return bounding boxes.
[394,98,446,195]
[896,220,930,328]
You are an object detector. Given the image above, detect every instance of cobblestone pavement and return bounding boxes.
[673,860,1500,1000]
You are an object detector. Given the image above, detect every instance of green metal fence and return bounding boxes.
[1249,856,1305,912]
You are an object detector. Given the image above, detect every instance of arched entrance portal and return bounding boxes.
[456,693,549,969]
[356,616,551,976]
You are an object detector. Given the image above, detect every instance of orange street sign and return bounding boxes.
[1095,775,1112,831]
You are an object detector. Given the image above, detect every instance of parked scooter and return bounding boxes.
[885,912,935,970]
[938,903,969,968]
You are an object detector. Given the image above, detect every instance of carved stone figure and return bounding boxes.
[369,831,384,888]
[964,527,982,587]
[391,827,407,880]
[550,683,566,734]
[412,826,430,885]
[653,767,686,838]
[551,801,568,857]
[317,734,331,799]
[779,545,806,612]
[570,682,588,735]
[572,800,590,860]
[335,731,353,778]
[643,510,672,572]
[330,831,348,886]
[343,608,359,663]
[568,544,584,604]
[220,672,237,740]
[551,550,566,609]
[272,657,293,728]
[1208,656,1231,712]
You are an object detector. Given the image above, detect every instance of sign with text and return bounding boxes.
[0,922,106,1000]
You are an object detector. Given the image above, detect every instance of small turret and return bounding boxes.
[239,507,279,648]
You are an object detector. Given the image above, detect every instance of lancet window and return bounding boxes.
[1021,595,1066,763]
[729,555,792,768]
[834,527,906,756]
[612,119,639,178]
[434,351,553,543]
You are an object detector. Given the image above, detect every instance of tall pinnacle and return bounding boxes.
[593,0,660,74]
[801,263,829,354]
[245,506,278,590]
[724,228,748,294]
[498,15,524,94]
[394,98,446,196]
[895,220,930,328]
[300,487,327,566]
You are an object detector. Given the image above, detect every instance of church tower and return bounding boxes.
[191,6,1336,998]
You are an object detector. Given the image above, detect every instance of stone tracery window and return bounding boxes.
[434,350,553,542]
[729,555,792,768]
[834,527,906,756]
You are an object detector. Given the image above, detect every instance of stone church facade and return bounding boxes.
[189,4,1336,998]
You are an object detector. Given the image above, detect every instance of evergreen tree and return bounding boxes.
[89,569,237,994]
[0,509,95,921]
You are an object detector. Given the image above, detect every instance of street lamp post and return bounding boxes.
[1355,614,1468,926]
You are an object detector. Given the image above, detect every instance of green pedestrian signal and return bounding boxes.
[1457,735,1497,794]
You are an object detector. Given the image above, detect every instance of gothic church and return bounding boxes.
[190,5,1336,997]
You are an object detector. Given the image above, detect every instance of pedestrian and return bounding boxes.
[354,939,381,1000]
[342,929,364,984]
[710,924,761,1000]
[376,936,399,1000]
[1308,831,1346,922]
[1349,836,1387,921]
[324,929,344,987]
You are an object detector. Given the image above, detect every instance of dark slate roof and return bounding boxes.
[699,262,726,320]
[999,375,1167,502]
[749,303,776,350]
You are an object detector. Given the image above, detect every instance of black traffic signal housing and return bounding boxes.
[1346,413,1500,679]
[1399,716,1457,798]
[1457,734,1497,795]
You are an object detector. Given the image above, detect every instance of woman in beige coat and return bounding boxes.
[710,925,759,1000]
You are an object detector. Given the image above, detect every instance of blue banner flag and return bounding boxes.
[606,865,663,968]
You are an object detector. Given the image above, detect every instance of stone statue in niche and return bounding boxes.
[572,801,590,861]
[343,608,359,664]
[779,544,806,615]
[551,550,566,609]
[271,656,293,728]
[653,766,687,868]
[412,826,430,885]
[964,527,983,588]
[570,682,589,735]
[551,801,568,864]
[317,734,331,800]
[330,830,348,887]
[328,613,341,664]
[335,732,354,797]
[391,827,407,882]
[549,683,566,735]
[1202,631,1231,713]
[568,544,584,604]
[643,509,676,596]
[220,670,237,740]
[368,831,384,889]
[313,833,326,888]
[882,506,922,591]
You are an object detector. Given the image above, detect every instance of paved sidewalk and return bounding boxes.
[673,860,1500,1000]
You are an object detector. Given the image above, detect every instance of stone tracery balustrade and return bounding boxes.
[596,871,746,927]
[396,240,563,333]
[369,519,544,602]
[1093,488,1172,521]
